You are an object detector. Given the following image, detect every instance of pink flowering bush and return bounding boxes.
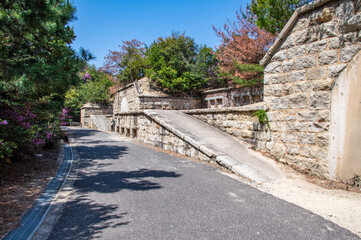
[0,103,72,160]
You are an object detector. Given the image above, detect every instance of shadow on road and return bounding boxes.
[48,197,129,240]
[74,169,182,193]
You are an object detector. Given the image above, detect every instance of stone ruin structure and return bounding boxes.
[113,77,201,112]
[201,86,263,108]
[260,0,361,181]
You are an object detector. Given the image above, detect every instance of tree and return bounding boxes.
[102,39,147,84]
[0,0,92,160]
[146,33,210,94]
[247,0,312,34]
[65,66,114,121]
[213,9,275,86]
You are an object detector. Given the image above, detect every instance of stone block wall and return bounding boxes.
[261,0,361,178]
[183,104,266,145]
[201,86,263,108]
[114,112,214,163]
[81,103,113,128]
[139,96,201,110]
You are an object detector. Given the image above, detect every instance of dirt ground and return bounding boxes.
[0,142,62,238]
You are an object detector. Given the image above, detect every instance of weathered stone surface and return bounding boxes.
[340,45,361,62]
[313,79,333,91]
[264,62,282,74]
[268,74,289,84]
[280,36,296,50]
[306,67,327,80]
[271,96,289,109]
[317,133,330,147]
[283,83,294,95]
[294,81,312,93]
[335,1,354,19]
[318,50,338,65]
[272,143,286,158]
[306,40,327,54]
[299,133,316,144]
[282,61,294,72]
[267,84,283,97]
[310,92,330,109]
[282,132,298,143]
[310,146,328,159]
[318,110,330,122]
[315,7,335,23]
[328,64,347,78]
[289,93,308,109]
[340,32,357,46]
[308,122,330,132]
[286,144,300,155]
[319,21,338,39]
[297,111,318,121]
[340,13,361,33]
[286,122,307,132]
[294,55,317,70]
[289,70,306,82]
[271,50,288,61]
[288,46,306,59]
[329,37,341,49]
[293,17,310,32]
[299,145,311,158]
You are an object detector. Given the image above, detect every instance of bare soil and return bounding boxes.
[0,142,62,238]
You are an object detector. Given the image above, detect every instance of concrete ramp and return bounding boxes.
[145,110,283,183]
[90,115,111,132]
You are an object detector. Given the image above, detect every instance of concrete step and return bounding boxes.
[144,110,283,183]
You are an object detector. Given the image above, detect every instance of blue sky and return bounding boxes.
[70,0,251,67]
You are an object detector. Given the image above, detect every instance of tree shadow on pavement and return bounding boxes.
[74,169,182,193]
[47,197,129,240]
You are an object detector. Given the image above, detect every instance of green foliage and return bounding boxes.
[247,0,312,34]
[252,110,270,129]
[103,39,147,85]
[65,66,113,121]
[0,0,92,160]
[145,33,214,94]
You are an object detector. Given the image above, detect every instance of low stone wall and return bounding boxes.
[201,86,263,108]
[114,112,214,163]
[81,103,113,128]
[183,104,269,147]
[139,96,201,110]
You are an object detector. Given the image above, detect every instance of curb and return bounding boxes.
[3,142,74,240]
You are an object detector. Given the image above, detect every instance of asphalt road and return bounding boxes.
[43,127,359,240]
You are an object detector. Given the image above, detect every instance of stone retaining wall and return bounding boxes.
[260,0,361,179]
[81,103,113,129]
[183,104,267,146]
[114,112,214,163]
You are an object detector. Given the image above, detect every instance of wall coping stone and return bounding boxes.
[182,103,264,114]
[260,0,334,66]
[80,103,112,110]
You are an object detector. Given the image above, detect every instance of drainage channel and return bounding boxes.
[3,143,74,240]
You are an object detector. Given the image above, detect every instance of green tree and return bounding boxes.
[102,39,147,85]
[65,66,113,121]
[0,0,93,160]
[247,0,312,34]
[145,33,209,94]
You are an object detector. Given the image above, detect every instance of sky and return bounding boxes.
[70,0,251,68]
